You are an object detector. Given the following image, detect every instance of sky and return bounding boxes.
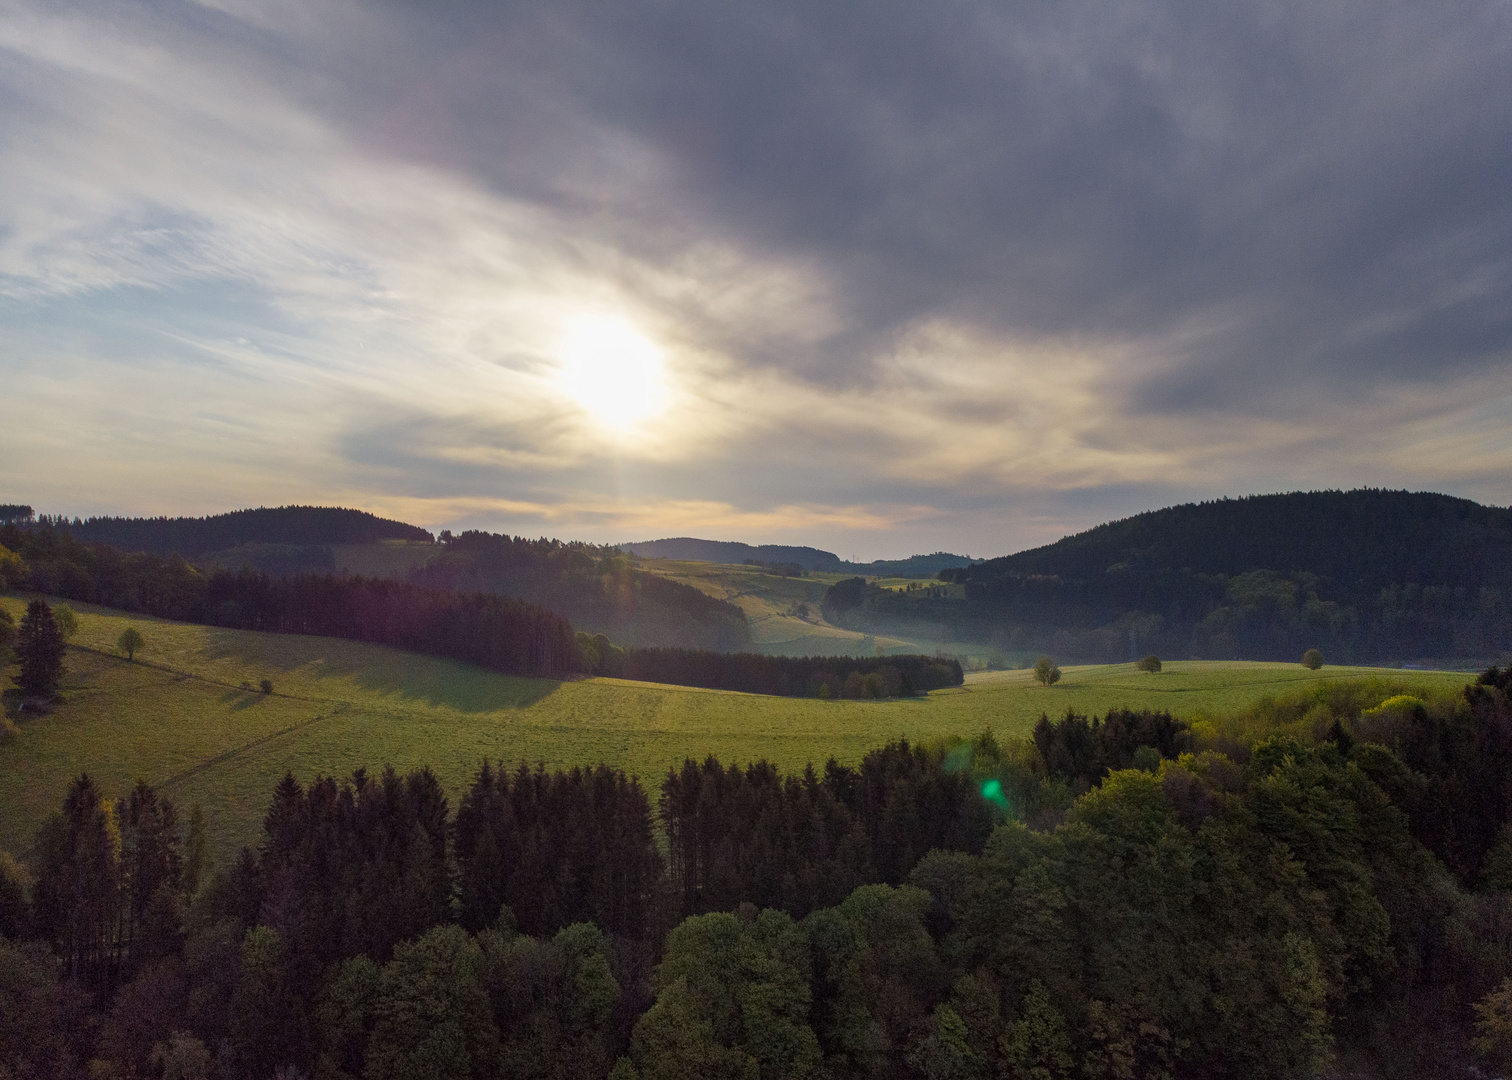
[2,0,1510,560]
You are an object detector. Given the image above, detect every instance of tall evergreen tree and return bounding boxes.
[29,774,122,998]
[14,599,66,699]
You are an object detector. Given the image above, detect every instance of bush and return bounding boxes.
[1033,656,1062,686]
[1301,649,1324,670]
[52,605,78,640]
[259,678,273,694]
[1136,654,1162,673]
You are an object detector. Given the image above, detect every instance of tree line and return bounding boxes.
[10,672,1512,1075]
[577,636,963,698]
[2,527,960,695]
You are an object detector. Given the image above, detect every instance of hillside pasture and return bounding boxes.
[635,559,931,655]
[0,594,1473,868]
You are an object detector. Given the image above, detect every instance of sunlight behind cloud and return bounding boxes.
[554,314,670,433]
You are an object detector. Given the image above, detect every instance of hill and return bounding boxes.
[623,537,847,570]
[9,512,756,653]
[33,504,434,553]
[623,536,980,577]
[414,533,752,651]
[965,489,1512,586]
[826,489,1512,666]
[0,594,1471,867]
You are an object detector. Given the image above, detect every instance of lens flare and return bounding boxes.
[981,778,1007,810]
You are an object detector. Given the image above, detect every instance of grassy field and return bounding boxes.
[635,559,938,656]
[0,594,1474,870]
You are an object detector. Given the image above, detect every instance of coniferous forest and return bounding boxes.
[7,670,1512,1077]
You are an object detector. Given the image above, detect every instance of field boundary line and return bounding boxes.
[64,642,355,707]
[157,702,351,791]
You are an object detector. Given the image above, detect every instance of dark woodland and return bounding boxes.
[826,490,1512,665]
[33,506,434,554]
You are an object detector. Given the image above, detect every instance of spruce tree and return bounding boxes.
[15,599,66,699]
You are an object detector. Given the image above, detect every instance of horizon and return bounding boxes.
[7,484,1508,566]
[3,1,1511,559]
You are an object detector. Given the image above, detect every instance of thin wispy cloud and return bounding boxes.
[1,0,1509,557]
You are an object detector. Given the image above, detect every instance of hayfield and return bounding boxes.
[0,594,1473,868]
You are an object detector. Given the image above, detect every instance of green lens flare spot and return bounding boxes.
[981,779,1006,807]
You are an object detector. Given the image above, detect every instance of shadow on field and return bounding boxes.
[195,627,561,712]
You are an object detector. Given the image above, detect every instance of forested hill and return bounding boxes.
[624,536,980,577]
[411,532,753,651]
[827,490,1512,665]
[962,489,1512,588]
[35,505,433,553]
[623,536,846,570]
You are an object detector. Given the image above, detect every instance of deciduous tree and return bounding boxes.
[118,626,145,661]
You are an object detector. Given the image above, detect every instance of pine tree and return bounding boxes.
[14,599,66,699]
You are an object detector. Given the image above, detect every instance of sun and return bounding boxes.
[554,314,670,432]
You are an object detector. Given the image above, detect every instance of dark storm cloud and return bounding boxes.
[353,0,1512,398]
[4,0,1511,556]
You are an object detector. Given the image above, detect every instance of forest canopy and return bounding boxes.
[828,490,1512,666]
[6,670,1512,1077]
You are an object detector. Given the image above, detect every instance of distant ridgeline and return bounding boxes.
[622,535,980,578]
[0,524,959,696]
[415,531,752,651]
[15,507,753,652]
[30,504,434,553]
[824,489,1512,666]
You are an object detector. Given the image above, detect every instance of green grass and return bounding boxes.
[0,594,1473,871]
[636,560,934,656]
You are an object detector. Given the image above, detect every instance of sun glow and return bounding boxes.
[555,315,670,432]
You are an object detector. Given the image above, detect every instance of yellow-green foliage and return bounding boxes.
[0,595,1472,868]
[1186,680,1462,755]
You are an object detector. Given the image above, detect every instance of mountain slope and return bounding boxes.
[968,490,1512,588]
[829,490,1512,665]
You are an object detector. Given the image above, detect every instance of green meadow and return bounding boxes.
[0,594,1474,869]
[636,559,929,656]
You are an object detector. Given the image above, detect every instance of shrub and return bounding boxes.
[1033,656,1061,687]
[259,678,273,694]
[1136,654,1162,673]
[1301,649,1324,670]
[52,605,78,640]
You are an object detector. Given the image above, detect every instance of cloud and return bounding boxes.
[0,0,1509,558]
